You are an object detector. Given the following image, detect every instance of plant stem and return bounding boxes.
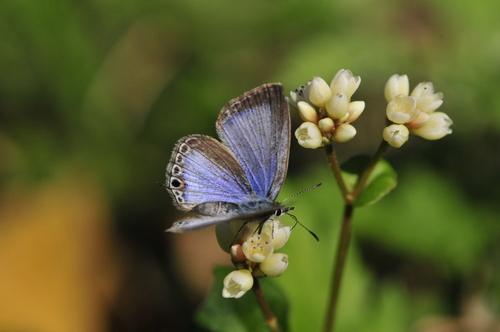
[323,140,389,332]
[325,144,349,201]
[350,140,389,200]
[253,278,280,332]
[323,203,354,332]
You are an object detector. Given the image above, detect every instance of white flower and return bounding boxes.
[308,76,332,108]
[222,269,254,298]
[383,124,410,148]
[295,122,323,149]
[325,93,349,119]
[410,112,453,140]
[333,123,357,142]
[330,69,361,99]
[258,254,289,277]
[241,229,274,263]
[411,82,444,113]
[384,74,409,102]
[386,95,419,124]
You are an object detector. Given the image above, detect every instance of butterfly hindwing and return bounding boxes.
[166,135,253,211]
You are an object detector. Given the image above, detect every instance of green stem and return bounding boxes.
[325,144,349,201]
[323,140,390,332]
[253,278,280,332]
[323,203,354,332]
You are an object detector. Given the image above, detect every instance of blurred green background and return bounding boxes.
[0,0,499,331]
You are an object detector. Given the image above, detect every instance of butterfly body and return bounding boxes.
[165,83,290,233]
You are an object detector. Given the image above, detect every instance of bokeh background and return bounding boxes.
[0,0,499,331]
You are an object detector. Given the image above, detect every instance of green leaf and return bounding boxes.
[341,155,397,207]
[195,266,289,332]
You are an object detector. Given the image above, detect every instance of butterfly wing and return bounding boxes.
[167,205,282,233]
[216,83,290,201]
[166,135,254,211]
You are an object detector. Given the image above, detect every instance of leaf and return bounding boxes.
[195,266,289,332]
[341,155,397,207]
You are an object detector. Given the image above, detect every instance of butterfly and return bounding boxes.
[165,83,291,233]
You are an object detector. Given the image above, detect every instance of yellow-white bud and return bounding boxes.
[410,112,453,140]
[384,74,409,102]
[258,254,289,277]
[297,101,318,123]
[333,123,357,142]
[330,69,361,99]
[308,76,332,108]
[386,95,419,124]
[295,122,323,149]
[346,101,365,123]
[318,118,335,133]
[383,124,409,148]
[325,93,349,119]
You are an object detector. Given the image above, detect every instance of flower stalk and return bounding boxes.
[323,203,354,332]
[253,278,281,332]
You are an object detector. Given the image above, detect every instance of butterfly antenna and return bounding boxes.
[157,181,165,187]
[280,183,322,203]
[285,211,319,241]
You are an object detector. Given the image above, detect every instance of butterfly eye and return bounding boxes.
[170,177,184,189]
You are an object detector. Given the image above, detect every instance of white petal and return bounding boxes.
[410,112,453,140]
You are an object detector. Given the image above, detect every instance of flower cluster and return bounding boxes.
[289,70,365,149]
[383,74,453,148]
[216,218,292,298]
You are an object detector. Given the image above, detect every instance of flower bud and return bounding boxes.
[271,226,292,250]
[297,101,318,123]
[346,101,365,123]
[411,82,444,113]
[308,76,332,108]
[386,95,419,124]
[384,74,409,102]
[406,112,430,129]
[325,93,349,119]
[383,124,409,148]
[318,118,335,133]
[330,69,361,99]
[258,254,289,277]
[222,269,254,298]
[295,122,323,149]
[230,244,246,262]
[333,123,357,142]
[410,112,453,140]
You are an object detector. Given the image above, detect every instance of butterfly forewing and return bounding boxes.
[217,83,290,200]
[166,135,253,211]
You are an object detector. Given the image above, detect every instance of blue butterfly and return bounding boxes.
[165,83,291,232]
